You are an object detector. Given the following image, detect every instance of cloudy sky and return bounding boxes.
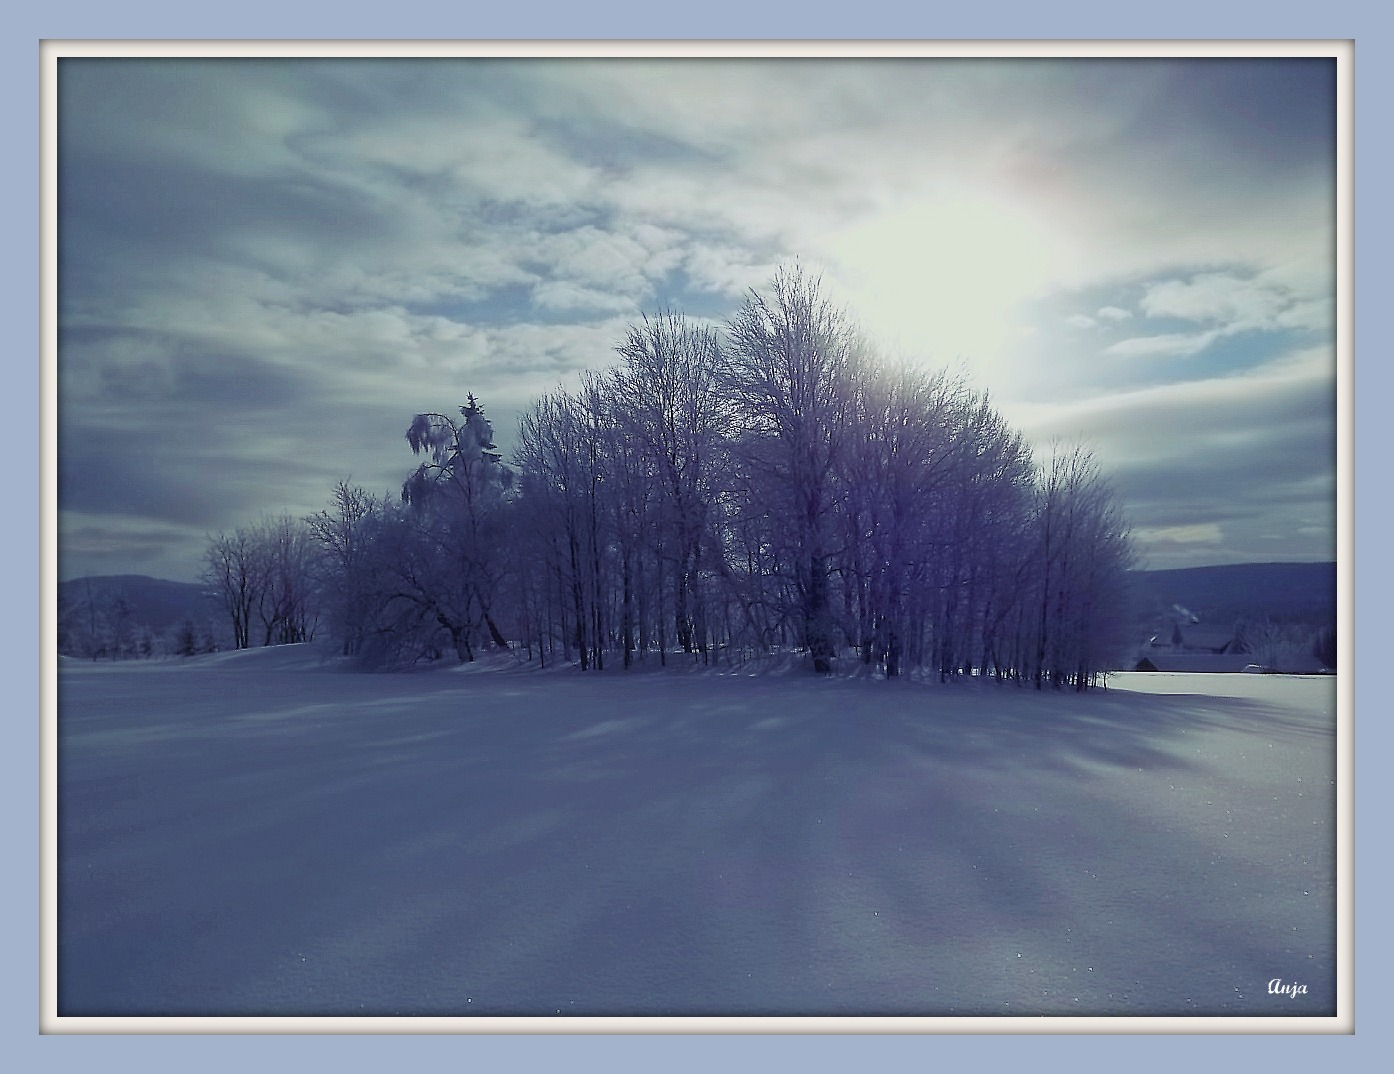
[55,51,1339,582]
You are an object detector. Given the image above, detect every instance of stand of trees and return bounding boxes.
[202,515,319,650]
[56,577,222,660]
[202,266,1135,687]
[1232,618,1338,672]
[57,580,150,661]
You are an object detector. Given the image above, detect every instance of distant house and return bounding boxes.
[1143,623,1241,654]
[1136,622,1249,672]
[1131,619,1327,669]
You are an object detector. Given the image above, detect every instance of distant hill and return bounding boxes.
[58,575,226,637]
[1128,562,1337,631]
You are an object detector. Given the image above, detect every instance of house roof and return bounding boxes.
[1145,625,1238,653]
[1135,654,1257,673]
[1177,627,1237,652]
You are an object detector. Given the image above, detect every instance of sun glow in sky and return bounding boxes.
[828,188,1062,371]
[52,48,1342,580]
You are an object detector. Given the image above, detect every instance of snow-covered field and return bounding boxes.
[54,647,1339,1021]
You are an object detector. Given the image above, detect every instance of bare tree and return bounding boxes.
[202,516,319,651]
[307,481,389,657]
[515,387,605,669]
[202,527,262,650]
[1025,443,1134,689]
[612,311,733,662]
[250,514,319,646]
[724,266,863,674]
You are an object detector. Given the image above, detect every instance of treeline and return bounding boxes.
[205,267,1135,688]
[57,577,224,660]
[1233,618,1338,672]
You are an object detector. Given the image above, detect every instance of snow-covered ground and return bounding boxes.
[54,648,1339,1020]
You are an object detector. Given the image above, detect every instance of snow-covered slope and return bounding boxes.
[56,653,1338,1019]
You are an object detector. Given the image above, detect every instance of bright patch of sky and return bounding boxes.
[54,52,1340,580]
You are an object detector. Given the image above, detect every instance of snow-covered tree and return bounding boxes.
[385,395,517,664]
[309,266,1135,686]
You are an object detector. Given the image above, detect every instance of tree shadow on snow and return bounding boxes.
[56,665,1337,1019]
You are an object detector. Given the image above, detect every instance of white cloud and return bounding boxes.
[526,226,655,297]
[1138,269,1333,334]
[1104,330,1220,359]
[1141,273,1287,326]
[530,280,640,316]
[1275,297,1335,332]
[1097,305,1132,322]
[680,244,779,299]
[1132,523,1225,546]
[1005,339,1334,466]
[342,111,603,209]
[1097,267,1334,364]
